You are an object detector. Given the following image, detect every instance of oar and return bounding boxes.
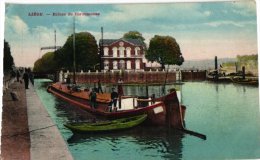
[177,103,207,140]
[180,128,207,140]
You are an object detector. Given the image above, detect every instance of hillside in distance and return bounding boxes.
[172,58,237,70]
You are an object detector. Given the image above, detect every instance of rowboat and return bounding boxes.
[64,114,147,133]
[47,82,186,128]
[230,77,258,86]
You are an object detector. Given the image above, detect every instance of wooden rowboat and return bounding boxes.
[64,114,147,133]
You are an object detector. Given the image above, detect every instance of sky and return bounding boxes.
[2,0,258,67]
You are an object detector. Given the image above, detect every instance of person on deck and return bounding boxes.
[93,82,98,92]
[111,88,118,111]
[108,100,113,112]
[89,88,97,109]
[97,79,103,94]
[117,78,124,96]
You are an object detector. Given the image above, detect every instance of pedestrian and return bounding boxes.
[111,88,118,111]
[16,70,20,82]
[97,79,103,94]
[23,69,29,89]
[28,68,34,85]
[89,88,97,109]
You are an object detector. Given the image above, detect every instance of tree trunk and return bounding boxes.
[161,63,165,70]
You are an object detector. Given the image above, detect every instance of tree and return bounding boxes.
[3,40,14,72]
[59,32,98,71]
[33,52,56,72]
[123,31,145,43]
[146,35,184,69]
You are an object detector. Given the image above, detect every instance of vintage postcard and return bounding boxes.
[1,0,259,160]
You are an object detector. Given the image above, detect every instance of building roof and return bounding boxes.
[101,38,145,46]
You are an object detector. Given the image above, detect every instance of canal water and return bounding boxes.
[35,79,260,160]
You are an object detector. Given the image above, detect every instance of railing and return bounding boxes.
[59,70,207,84]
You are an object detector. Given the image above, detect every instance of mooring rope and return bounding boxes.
[2,124,57,138]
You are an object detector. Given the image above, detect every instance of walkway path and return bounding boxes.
[26,82,73,160]
[1,77,73,160]
[1,79,30,160]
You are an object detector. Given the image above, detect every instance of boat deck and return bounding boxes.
[51,83,161,112]
[53,83,111,103]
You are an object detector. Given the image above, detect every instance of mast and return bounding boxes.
[99,27,104,71]
[73,15,76,84]
[54,29,56,51]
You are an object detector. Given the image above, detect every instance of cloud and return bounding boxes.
[206,21,244,27]
[203,11,211,16]
[231,1,256,17]
[4,15,69,67]
[5,15,29,36]
[103,3,211,23]
[205,20,256,28]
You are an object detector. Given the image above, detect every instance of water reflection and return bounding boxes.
[215,84,219,93]
[67,126,184,160]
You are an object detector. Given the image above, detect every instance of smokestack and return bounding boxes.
[242,66,245,79]
[214,56,218,70]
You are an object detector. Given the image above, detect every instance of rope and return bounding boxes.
[2,124,56,138]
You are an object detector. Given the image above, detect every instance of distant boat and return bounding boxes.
[64,114,147,133]
[230,77,258,86]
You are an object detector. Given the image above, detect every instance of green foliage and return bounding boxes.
[146,35,184,69]
[33,52,56,72]
[237,54,258,71]
[222,54,258,76]
[237,54,258,64]
[33,32,99,72]
[3,40,14,71]
[123,31,145,43]
[60,32,98,71]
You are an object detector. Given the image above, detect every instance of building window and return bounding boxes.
[113,61,118,69]
[135,47,140,56]
[112,47,117,57]
[126,47,131,57]
[135,59,140,69]
[119,60,125,69]
[104,60,109,70]
[119,47,125,58]
[104,47,109,56]
[127,60,131,69]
